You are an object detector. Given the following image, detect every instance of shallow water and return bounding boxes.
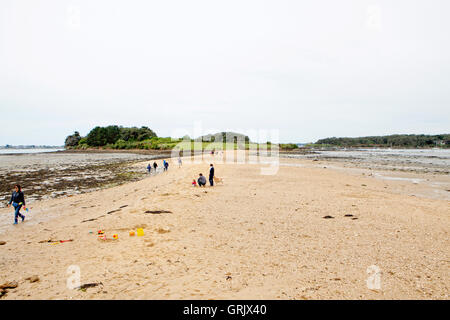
[284,148,450,173]
[0,148,64,154]
[0,152,155,171]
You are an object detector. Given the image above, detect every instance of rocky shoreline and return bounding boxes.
[0,151,171,208]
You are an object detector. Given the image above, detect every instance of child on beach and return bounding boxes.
[192,179,197,187]
[147,164,151,173]
[7,184,26,225]
[153,161,158,172]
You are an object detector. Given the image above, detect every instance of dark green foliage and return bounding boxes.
[315,134,450,148]
[280,143,298,150]
[83,125,157,147]
[86,126,121,147]
[119,126,157,142]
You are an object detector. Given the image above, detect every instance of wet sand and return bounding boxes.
[0,152,170,208]
[282,148,450,174]
[0,153,448,299]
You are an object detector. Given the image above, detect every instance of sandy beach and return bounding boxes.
[0,153,448,300]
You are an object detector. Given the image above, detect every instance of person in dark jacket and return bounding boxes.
[8,184,26,225]
[153,162,158,172]
[209,164,214,186]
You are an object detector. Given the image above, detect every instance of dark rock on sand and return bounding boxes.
[323,215,334,219]
[77,282,103,290]
[106,209,121,214]
[0,241,6,245]
[0,281,18,289]
[26,276,40,283]
[144,210,172,214]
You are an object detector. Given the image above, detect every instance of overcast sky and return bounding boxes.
[0,0,449,145]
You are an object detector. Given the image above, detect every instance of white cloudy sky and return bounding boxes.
[0,0,449,145]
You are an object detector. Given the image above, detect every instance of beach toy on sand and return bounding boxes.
[19,202,28,212]
[97,230,104,235]
[129,231,135,236]
[113,234,118,240]
[137,228,144,237]
[49,239,73,245]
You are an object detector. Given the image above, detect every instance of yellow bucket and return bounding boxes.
[137,228,144,237]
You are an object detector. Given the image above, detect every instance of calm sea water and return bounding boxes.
[283,148,450,173]
[0,148,65,154]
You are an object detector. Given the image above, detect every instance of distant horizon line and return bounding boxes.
[0,145,64,149]
[2,132,449,148]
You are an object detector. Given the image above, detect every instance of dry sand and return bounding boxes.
[0,154,448,299]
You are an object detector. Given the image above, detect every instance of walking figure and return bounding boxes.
[8,184,27,225]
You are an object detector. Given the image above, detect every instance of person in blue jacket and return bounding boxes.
[7,184,26,225]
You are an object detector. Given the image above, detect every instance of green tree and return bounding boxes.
[86,126,121,146]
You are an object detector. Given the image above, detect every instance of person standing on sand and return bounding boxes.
[7,184,26,225]
[209,163,214,186]
[147,164,151,173]
[164,160,169,171]
[153,161,158,172]
[178,157,182,168]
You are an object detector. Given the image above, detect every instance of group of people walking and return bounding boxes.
[147,159,172,174]
[8,157,212,225]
